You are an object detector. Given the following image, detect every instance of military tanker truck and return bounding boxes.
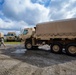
[21,18,76,56]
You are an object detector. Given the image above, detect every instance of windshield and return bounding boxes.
[23,30,28,35]
[7,34,14,36]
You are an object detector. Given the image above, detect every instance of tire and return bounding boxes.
[65,43,76,56]
[51,42,62,54]
[25,41,32,50]
[7,40,8,42]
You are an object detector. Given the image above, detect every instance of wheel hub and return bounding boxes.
[27,43,32,49]
[68,46,76,54]
[53,45,60,52]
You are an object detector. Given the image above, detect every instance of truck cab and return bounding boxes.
[20,28,35,41]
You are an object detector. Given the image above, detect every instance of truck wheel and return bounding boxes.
[7,40,8,42]
[25,42,32,50]
[65,43,76,56]
[51,42,62,54]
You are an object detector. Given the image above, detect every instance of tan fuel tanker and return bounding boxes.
[21,18,76,56]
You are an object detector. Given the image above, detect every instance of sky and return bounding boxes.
[0,0,76,34]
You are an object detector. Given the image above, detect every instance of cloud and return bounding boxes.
[0,0,76,34]
[0,18,33,34]
[2,0,49,25]
[0,18,32,30]
[49,0,76,20]
[0,0,50,34]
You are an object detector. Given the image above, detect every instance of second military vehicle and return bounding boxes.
[6,32,17,41]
